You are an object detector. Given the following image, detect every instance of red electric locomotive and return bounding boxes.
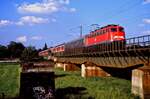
[85,24,125,46]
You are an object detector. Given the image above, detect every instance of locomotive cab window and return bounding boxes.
[111,28,117,32]
[119,27,124,32]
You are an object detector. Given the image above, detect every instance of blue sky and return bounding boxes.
[0,0,150,48]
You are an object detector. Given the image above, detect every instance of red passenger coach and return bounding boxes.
[39,49,49,57]
[85,25,125,46]
[52,44,65,53]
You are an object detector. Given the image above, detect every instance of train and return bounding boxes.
[39,24,126,57]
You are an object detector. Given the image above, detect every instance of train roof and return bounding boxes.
[53,24,123,47]
[54,43,65,47]
[90,24,122,33]
[39,49,49,53]
[66,37,84,44]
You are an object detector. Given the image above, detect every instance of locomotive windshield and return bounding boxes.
[111,28,117,32]
[119,27,124,32]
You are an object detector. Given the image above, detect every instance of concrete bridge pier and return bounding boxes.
[55,62,81,71]
[55,62,80,71]
[81,63,110,78]
[63,63,80,71]
[132,65,150,99]
[55,62,64,69]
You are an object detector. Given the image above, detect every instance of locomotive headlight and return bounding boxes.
[114,36,124,39]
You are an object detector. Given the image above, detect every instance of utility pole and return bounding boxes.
[80,25,83,38]
[69,25,83,38]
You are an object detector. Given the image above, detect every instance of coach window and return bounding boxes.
[100,31,102,35]
[97,32,99,35]
[106,29,109,33]
[94,33,96,37]
[93,34,95,37]
[103,30,104,34]
[90,34,93,38]
[96,32,98,36]
[103,30,105,34]
[100,31,102,34]
[95,32,97,36]
[104,30,106,34]
[91,34,93,38]
[111,28,117,32]
[99,31,101,35]
[93,33,95,37]
[92,33,95,37]
[107,28,110,32]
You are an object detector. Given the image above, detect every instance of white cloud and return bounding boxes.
[31,36,42,40]
[16,16,49,26]
[0,16,49,27]
[17,0,75,14]
[16,36,27,43]
[0,20,12,27]
[143,18,150,24]
[18,2,58,14]
[59,0,70,5]
[143,0,150,4]
[51,18,56,22]
[142,30,150,35]
[61,7,76,13]
[69,8,76,12]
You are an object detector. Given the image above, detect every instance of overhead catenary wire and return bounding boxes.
[85,0,142,31]
[68,0,147,38]
[104,0,142,22]
[100,0,134,18]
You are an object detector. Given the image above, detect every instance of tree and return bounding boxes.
[7,41,25,58]
[20,46,39,62]
[0,45,9,58]
[43,43,48,50]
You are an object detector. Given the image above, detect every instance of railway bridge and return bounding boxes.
[49,35,150,99]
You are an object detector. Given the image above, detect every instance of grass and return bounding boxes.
[0,63,20,98]
[0,63,139,99]
[55,68,138,99]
